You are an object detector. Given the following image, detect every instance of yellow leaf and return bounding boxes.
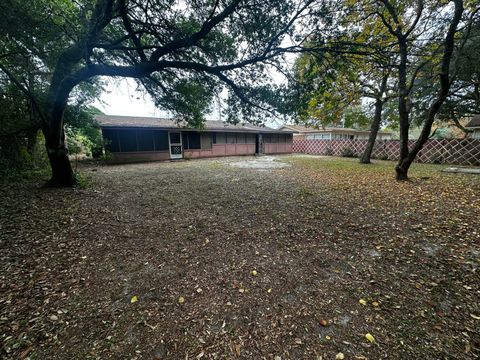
[251,270,258,276]
[471,314,480,320]
[178,296,185,304]
[130,295,138,303]
[359,299,367,305]
[365,333,375,343]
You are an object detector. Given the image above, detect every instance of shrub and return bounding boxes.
[324,147,333,156]
[0,131,50,181]
[379,153,389,161]
[341,146,356,158]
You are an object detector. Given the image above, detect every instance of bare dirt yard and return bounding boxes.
[1,155,479,359]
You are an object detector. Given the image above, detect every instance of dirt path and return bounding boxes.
[1,155,479,359]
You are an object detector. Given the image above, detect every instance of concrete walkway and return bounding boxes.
[442,167,480,174]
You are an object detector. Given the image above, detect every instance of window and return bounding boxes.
[137,130,154,151]
[227,133,236,144]
[154,130,169,151]
[102,129,120,152]
[118,129,137,152]
[270,134,278,143]
[182,132,201,149]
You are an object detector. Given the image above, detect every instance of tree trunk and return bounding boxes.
[360,74,389,164]
[395,160,411,181]
[360,99,383,164]
[395,0,463,181]
[395,38,411,180]
[43,125,75,187]
[26,129,37,157]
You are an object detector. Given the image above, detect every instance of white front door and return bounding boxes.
[168,132,183,159]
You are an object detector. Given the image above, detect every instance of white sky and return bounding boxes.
[93,78,168,118]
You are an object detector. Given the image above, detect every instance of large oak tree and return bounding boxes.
[1,0,322,186]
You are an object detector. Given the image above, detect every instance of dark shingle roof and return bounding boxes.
[95,115,289,133]
[465,115,480,128]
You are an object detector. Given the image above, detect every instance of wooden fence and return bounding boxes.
[292,138,480,166]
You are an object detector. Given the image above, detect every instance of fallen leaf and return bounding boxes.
[251,270,257,276]
[130,295,138,303]
[365,333,375,343]
[335,352,345,360]
[359,299,367,305]
[178,296,185,304]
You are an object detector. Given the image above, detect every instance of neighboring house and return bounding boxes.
[96,115,292,163]
[278,124,393,140]
[465,115,480,139]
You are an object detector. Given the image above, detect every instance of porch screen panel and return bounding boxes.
[227,133,236,144]
[102,129,120,152]
[246,133,256,143]
[184,132,201,149]
[153,130,169,151]
[236,133,246,144]
[215,132,226,144]
[201,133,212,149]
[137,130,154,151]
[118,129,137,152]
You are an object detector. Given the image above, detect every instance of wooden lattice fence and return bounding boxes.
[292,138,480,166]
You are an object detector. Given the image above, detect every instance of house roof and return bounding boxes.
[465,115,480,128]
[95,115,289,133]
[278,124,392,134]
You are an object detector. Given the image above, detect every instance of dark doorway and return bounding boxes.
[255,134,263,155]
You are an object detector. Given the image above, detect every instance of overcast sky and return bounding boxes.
[93,78,168,118]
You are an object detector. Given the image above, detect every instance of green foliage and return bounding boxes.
[74,171,92,188]
[343,106,372,129]
[64,106,103,157]
[341,146,356,158]
[290,51,362,126]
[0,131,50,181]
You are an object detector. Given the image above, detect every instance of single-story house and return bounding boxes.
[278,124,393,140]
[96,115,293,163]
[465,115,480,139]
